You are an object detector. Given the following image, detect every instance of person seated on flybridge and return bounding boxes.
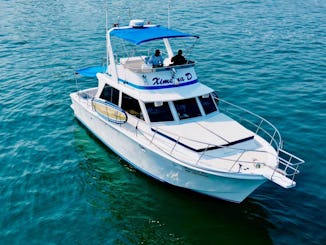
[171,49,187,66]
[147,49,164,68]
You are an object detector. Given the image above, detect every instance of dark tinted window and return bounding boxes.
[100,84,119,105]
[145,102,174,122]
[199,94,217,114]
[174,98,201,120]
[121,93,143,119]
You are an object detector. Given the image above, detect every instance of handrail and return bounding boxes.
[216,97,283,152]
[137,123,278,168]
[273,148,304,182]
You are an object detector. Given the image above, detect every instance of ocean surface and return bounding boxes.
[1,0,325,244]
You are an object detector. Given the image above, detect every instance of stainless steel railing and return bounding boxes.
[272,148,304,184]
[214,97,304,185]
[215,96,283,152]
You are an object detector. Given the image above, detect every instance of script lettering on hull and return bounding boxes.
[152,72,193,86]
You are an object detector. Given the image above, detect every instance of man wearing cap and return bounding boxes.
[148,49,164,68]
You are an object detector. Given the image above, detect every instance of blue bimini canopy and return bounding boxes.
[110,26,198,45]
[75,66,106,77]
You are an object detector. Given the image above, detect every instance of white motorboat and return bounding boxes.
[70,19,304,203]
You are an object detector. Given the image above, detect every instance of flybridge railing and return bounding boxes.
[121,56,195,73]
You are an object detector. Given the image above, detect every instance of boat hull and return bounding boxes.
[71,94,266,203]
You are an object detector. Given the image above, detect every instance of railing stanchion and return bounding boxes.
[256,119,263,134]
[229,150,245,172]
[196,144,210,165]
[170,137,180,154]
[150,129,157,144]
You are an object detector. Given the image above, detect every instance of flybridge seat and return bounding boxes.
[120,56,195,73]
[120,56,151,72]
[120,56,148,66]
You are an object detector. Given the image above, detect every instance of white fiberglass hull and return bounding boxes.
[71,93,267,203]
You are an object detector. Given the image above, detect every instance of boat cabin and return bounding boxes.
[96,79,219,124]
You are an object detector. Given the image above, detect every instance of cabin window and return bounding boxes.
[199,94,217,114]
[100,84,119,105]
[145,102,174,122]
[174,98,201,120]
[121,93,143,119]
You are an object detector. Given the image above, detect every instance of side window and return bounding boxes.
[121,93,143,120]
[174,98,201,120]
[199,94,217,115]
[145,102,174,122]
[100,84,119,105]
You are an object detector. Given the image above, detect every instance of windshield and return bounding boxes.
[145,102,174,122]
[174,98,201,120]
[199,94,217,115]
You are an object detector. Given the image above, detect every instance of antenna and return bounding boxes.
[105,0,109,73]
[128,8,132,20]
[168,0,171,28]
[105,1,108,29]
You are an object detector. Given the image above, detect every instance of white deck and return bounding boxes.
[152,113,254,152]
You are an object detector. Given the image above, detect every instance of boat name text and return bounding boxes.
[152,73,193,85]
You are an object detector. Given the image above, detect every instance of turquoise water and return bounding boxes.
[1,0,325,244]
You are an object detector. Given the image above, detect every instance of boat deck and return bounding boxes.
[151,113,254,152]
